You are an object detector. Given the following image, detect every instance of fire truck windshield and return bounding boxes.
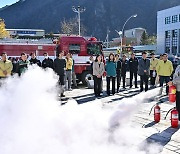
[87,43,102,55]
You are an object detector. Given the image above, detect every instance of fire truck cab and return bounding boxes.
[56,36,103,84]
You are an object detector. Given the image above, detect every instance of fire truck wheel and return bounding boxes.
[82,71,93,85]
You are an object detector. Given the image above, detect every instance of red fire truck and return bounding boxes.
[0,36,103,84]
[56,36,103,84]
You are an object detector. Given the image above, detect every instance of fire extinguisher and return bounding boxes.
[164,107,179,128]
[169,85,176,103]
[149,103,160,123]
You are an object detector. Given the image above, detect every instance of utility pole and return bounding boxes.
[105,28,110,48]
[72,6,86,36]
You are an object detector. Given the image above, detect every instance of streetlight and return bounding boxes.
[72,6,86,36]
[119,14,137,55]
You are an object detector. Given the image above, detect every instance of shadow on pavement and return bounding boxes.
[140,126,179,153]
[76,95,97,104]
[142,121,157,128]
[158,96,168,103]
[72,93,94,99]
[108,97,124,103]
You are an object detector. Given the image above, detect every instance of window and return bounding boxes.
[87,43,102,55]
[165,16,171,24]
[172,29,178,37]
[179,14,180,22]
[69,44,80,54]
[165,31,170,49]
[172,15,178,23]
[172,29,178,55]
[165,31,170,38]
[165,39,170,47]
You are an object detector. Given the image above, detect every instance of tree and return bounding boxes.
[0,19,9,39]
[140,31,149,45]
[147,34,157,45]
[140,31,157,45]
[60,17,86,36]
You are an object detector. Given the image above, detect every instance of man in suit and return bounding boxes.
[138,51,150,92]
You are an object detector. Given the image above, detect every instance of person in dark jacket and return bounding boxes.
[121,54,128,89]
[138,51,150,92]
[42,52,54,69]
[54,51,66,97]
[11,58,17,74]
[129,53,138,88]
[16,52,30,76]
[105,53,116,96]
[115,54,121,92]
[29,52,41,67]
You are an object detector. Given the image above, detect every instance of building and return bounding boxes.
[124,27,146,45]
[6,29,45,37]
[110,27,146,47]
[157,5,180,55]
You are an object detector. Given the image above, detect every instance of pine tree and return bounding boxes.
[0,18,9,39]
[140,31,148,45]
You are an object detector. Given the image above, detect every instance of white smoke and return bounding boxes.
[109,88,161,128]
[0,66,162,154]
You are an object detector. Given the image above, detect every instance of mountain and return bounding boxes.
[0,0,180,40]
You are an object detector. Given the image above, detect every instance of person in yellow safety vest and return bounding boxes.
[65,53,73,91]
[150,53,158,87]
[0,52,13,79]
[156,53,173,95]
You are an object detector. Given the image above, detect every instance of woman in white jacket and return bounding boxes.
[93,55,105,97]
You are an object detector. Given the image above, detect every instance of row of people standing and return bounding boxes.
[92,51,174,97]
[115,52,173,93]
[93,53,129,96]
[105,53,138,95]
[92,53,137,97]
[0,52,77,96]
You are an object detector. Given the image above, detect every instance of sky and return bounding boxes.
[0,0,18,8]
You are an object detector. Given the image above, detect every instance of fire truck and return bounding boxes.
[0,36,103,84]
[56,36,103,84]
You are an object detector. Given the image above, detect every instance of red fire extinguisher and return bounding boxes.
[169,85,176,103]
[149,103,160,123]
[164,107,179,128]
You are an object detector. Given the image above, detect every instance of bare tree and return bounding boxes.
[60,17,86,36]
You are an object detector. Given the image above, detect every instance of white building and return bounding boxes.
[157,5,180,55]
[6,29,45,37]
[124,27,146,45]
[111,27,146,46]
